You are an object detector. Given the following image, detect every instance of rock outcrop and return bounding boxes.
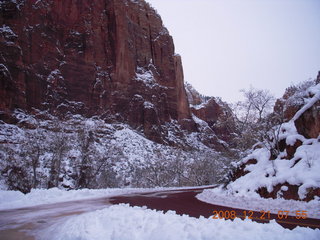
[294,100,320,139]
[230,80,320,202]
[274,80,320,139]
[0,0,196,142]
[185,83,237,148]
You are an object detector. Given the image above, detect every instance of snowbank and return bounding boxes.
[0,186,213,210]
[0,188,150,210]
[38,204,320,240]
[197,187,320,219]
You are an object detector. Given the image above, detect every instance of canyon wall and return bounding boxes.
[0,0,195,142]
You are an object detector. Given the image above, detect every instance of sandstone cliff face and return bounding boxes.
[0,0,195,142]
[185,83,237,148]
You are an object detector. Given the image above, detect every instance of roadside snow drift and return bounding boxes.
[0,188,149,210]
[197,187,320,219]
[38,204,320,240]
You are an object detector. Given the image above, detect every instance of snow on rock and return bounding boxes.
[144,101,154,109]
[39,204,320,240]
[279,121,299,140]
[292,83,320,121]
[0,24,18,40]
[135,66,160,89]
[135,67,154,83]
[192,114,209,129]
[134,65,167,90]
[201,82,320,204]
[225,124,320,200]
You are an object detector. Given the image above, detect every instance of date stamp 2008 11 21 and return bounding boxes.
[212,210,308,220]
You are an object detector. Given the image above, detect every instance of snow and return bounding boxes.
[38,204,320,240]
[217,83,320,200]
[0,109,226,190]
[284,81,316,108]
[197,187,320,219]
[0,188,161,210]
[134,65,166,89]
[0,24,17,40]
[144,101,154,109]
[84,119,96,128]
[192,114,208,128]
[46,69,62,83]
[191,102,207,110]
[153,28,169,42]
[292,84,320,121]
[1,188,319,239]
[0,188,126,210]
[135,67,155,86]
[197,82,320,220]
[285,133,305,146]
[225,134,320,199]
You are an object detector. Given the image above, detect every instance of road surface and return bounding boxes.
[0,197,111,240]
[0,187,319,239]
[110,187,320,230]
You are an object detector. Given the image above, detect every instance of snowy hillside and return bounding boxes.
[0,110,232,192]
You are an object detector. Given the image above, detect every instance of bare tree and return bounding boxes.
[232,87,275,151]
[88,144,124,188]
[76,128,94,189]
[240,87,275,123]
[22,128,44,188]
[48,128,69,188]
[187,151,218,186]
[169,149,187,187]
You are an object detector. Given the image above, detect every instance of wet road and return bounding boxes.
[0,187,319,239]
[110,187,320,230]
[0,197,111,240]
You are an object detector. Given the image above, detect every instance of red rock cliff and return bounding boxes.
[0,0,195,141]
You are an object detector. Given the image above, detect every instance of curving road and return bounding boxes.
[0,187,319,239]
[110,187,320,230]
[0,197,111,240]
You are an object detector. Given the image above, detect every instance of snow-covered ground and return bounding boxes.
[38,204,319,240]
[1,187,319,240]
[0,187,152,210]
[197,187,320,219]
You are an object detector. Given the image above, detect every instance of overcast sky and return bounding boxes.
[146,0,320,103]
